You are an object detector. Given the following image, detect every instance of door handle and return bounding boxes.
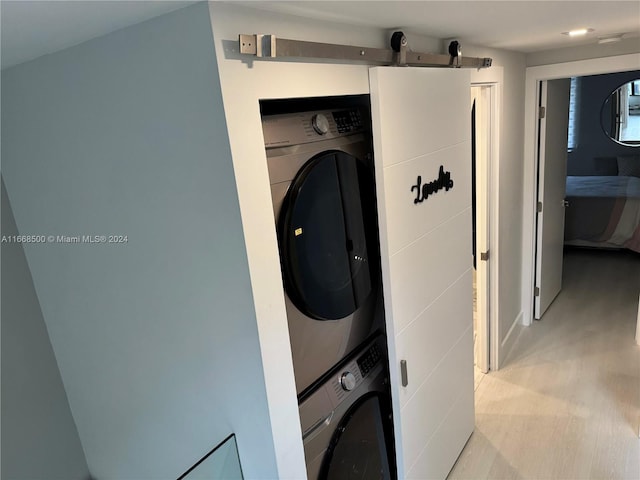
[563,200,569,207]
[400,360,408,387]
[302,412,334,439]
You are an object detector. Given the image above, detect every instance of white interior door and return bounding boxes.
[471,85,490,374]
[534,79,571,320]
[369,67,474,479]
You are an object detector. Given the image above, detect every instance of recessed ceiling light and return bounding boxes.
[562,28,595,37]
[598,34,624,44]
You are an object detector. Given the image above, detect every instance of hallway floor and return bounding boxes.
[448,248,640,480]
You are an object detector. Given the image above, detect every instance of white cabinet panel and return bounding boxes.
[370,66,474,479]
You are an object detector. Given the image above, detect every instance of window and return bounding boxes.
[567,77,580,151]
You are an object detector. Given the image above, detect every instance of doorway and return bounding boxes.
[471,84,493,378]
[521,54,638,327]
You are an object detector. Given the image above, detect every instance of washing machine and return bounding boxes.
[262,99,385,396]
[299,333,395,480]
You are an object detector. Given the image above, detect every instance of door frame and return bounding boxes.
[471,84,492,373]
[471,67,501,370]
[521,53,640,326]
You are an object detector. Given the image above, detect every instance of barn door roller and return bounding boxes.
[238,31,492,69]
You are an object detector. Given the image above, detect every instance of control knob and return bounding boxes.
[340,371,356,391]
[311,113,330,135]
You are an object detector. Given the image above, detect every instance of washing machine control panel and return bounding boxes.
[331,108,364,134]
[298,336,387,446]
[311,113,330,135]
[357,341,382,377]
[262,108,366,147]
[340,372,357,391]
[329,340,385,402]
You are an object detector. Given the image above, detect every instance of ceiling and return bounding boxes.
[1,1,639,70]
[244,1,640,52]
[0,1,198,69]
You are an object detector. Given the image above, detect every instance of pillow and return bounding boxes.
[617,155,640,177]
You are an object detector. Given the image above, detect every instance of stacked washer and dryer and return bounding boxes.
[261,96,396,480]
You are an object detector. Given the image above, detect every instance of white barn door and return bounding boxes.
[369,67,474,479]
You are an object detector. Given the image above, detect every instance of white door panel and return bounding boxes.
[383,142,471,254]
[371,68,470,167]
[388,210,472,335]
[406,368,475,480]
[369,66,474,479]
[395,271,472,408]
[400,325,474,474]
[535,79,571,319]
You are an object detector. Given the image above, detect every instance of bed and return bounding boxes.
[564,175,640,253]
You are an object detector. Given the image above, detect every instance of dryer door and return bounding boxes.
[279,150,378,320]
[319,392,393,480]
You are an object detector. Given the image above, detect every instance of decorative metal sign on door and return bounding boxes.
[411,166,454,204]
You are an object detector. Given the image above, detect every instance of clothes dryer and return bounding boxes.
[263,102,384,396]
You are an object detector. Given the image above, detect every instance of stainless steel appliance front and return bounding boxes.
[263,105,384,396]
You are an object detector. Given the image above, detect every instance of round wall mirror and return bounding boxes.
[601,79,640,146]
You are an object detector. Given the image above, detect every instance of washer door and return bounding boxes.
[319,392,393,480]
[278,150,378,321]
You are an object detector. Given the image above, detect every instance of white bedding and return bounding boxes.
[565,175,640,253]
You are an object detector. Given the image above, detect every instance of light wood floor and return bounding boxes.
[449,248,640,480]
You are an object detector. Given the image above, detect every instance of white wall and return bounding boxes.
[1,3,278,478]
[464,44,528,360]
[1,178,91,480]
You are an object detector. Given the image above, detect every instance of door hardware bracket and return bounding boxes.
[238,32,492,69]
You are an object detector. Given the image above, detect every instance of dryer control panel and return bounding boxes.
[262,108,366,147]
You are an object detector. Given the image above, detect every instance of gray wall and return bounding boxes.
[1,2,277,478]
[1,179,91,480]
[567,70,640,175]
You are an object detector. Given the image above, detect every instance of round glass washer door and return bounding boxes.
[278,150,378,321]
[319,392,393,480]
